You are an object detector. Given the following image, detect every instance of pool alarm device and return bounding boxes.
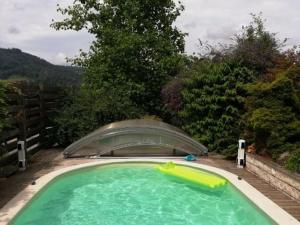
[237,139,246,168]
[17,140,27,171]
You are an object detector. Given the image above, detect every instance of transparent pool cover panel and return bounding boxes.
[64,119,208,157]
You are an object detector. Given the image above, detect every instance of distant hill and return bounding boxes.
[0,48,82,86]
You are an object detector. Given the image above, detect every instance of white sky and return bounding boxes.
[0,0,299,65]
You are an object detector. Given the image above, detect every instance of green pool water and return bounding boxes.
[10,163,276,225]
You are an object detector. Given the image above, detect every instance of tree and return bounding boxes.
[231,13,284,74]
[51,0,186,144]
[197,14,284,75]
[52,0,185,114]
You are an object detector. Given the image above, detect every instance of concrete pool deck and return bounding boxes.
[0,148,299,224]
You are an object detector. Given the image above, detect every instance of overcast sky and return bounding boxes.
[1,0,300,65]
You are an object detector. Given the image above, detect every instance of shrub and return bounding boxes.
[178,60,254,156]
[245,60,300,170]
[285,150,300,173]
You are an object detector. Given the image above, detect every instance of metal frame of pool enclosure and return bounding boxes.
[0,159,299,225]
[63,119,208,158]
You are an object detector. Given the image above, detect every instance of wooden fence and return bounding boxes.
[0,82,63,167]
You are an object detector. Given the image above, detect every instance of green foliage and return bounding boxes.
[245,63,300,171]
[178,60,254,156]
[184,14,299,170]
[49,7,299,172]
[232,13,284,74]
[52,0,186,144]
[197,14,283,75]
[55,87,143,146]
[0,48,82,86]
[285,150,300,173]
[52,0,185,114]
[161,55,194,125]
[161,77,184,126]
[0,81,8,133]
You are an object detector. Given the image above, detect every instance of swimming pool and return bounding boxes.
[9,163,277,225]
[1,159,298,225]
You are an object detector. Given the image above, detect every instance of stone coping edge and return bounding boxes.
[0,159,299,225]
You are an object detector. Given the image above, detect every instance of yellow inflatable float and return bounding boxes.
[156,162,227,188]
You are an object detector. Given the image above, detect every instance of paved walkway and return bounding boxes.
[0,149,299,221]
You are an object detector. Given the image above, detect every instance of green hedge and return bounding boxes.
[178,60,254,157]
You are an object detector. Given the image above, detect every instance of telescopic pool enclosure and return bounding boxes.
[64,119,208,157]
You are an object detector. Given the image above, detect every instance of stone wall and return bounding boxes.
[246,153,300,202]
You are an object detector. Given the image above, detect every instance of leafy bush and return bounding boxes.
[178,60,254,157]
[245,60,300,170]
[285,150,300,173]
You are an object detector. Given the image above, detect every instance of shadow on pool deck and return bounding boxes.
[0,148,299,221]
